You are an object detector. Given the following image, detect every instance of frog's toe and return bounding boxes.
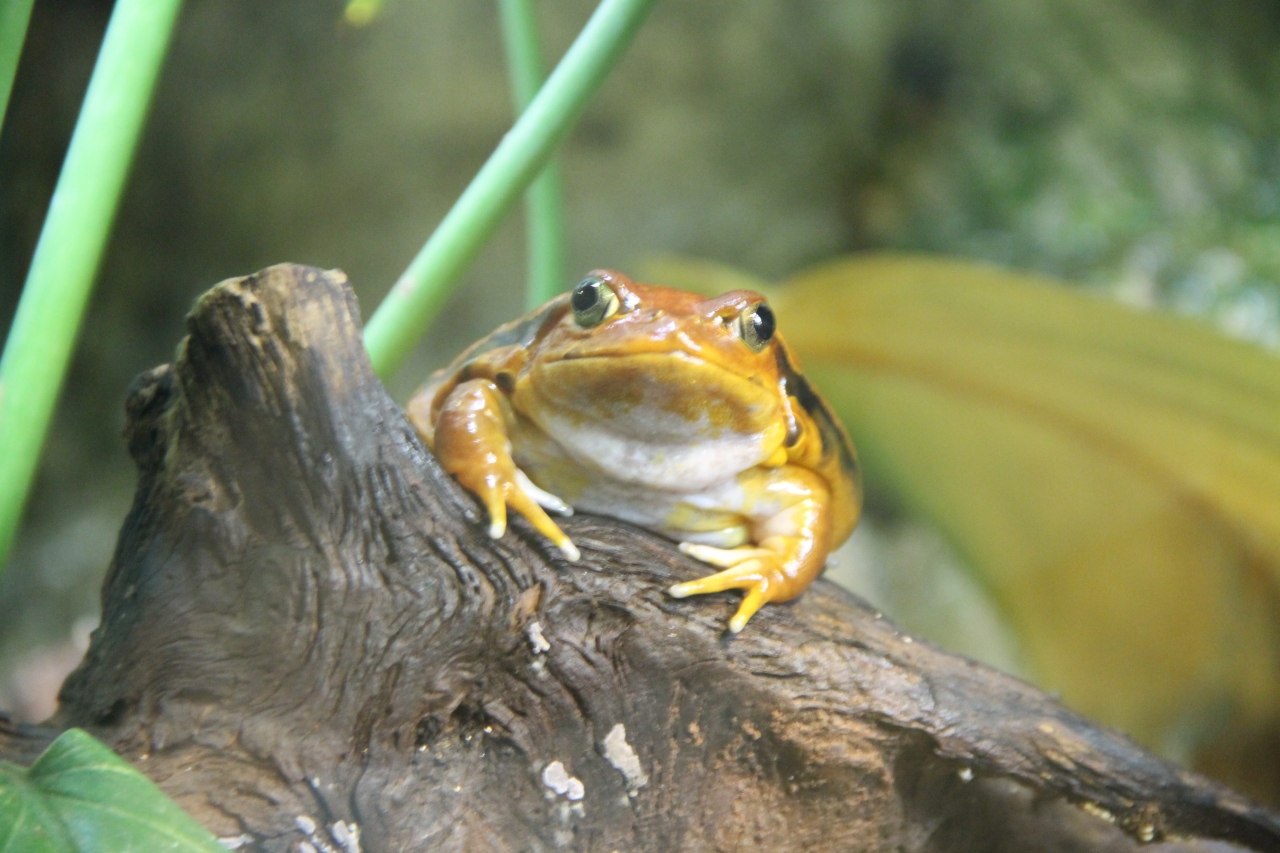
[667,562,780,632]
[728,585,771,633]
[667,560,768,598]
[507,485,581,561]
[669,548,794,632]
[678,542,773,567]
[475,487,508,539]
[515,469,573,516]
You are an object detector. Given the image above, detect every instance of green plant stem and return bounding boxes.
[498,0,568,309]
[0,0,36,128]
[363,0,659,375]
[0,0,183,574]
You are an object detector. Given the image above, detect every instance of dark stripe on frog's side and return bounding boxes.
[441,293,571,376]
[775,345,859,483]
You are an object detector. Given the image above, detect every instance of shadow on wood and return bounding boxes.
[3,264,1279,852]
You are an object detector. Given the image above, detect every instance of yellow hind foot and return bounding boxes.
[668,542,796,633]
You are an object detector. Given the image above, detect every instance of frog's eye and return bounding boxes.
[737,302,776,351]
[571,276,621,327]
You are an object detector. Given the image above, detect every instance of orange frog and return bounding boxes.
[407,270,861,632]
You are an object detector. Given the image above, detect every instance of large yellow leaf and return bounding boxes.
[639,252,1280,761]
[769,254,1280,751]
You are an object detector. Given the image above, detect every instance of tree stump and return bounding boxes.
[3,264,1279,852]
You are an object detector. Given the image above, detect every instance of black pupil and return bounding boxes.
[750,304,775,342]
[573,280,601,312]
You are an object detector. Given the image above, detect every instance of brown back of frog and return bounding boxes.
[409,294,572,433]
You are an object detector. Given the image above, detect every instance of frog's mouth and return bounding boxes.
[556,347,769,387]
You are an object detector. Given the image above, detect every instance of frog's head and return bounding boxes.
[517,270,790,483]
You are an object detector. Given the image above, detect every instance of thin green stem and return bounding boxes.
[0,0,36,128]
[498,0,568,309]
[0,0,183,574]
[363,0,660,375]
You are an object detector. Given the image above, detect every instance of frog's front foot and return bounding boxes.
[428,378,580,561]
[669,542,795,633]
[465,465,579,561]
[479,467,580,561]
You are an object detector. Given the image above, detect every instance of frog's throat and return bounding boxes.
[528,412,781,491]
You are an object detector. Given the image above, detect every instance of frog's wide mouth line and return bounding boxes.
[557,348,699,363]
[549,350,775,385]
[554,347,763,372]
[535,352,774,400]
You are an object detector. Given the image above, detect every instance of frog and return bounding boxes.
[407,269,861,632]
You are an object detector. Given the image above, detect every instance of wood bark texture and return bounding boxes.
[2,264,1279,852]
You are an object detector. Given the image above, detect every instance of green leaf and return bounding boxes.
[0,728,224,853]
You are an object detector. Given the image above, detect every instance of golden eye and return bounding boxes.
[571,275,620,327]
[737,302,776,351]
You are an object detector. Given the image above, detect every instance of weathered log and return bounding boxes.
[3,263,1278,852]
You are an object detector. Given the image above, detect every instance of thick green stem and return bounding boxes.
[499,0,568,309]
[0,0,36,128]
[0,0,183,573]
[363,0,660,375]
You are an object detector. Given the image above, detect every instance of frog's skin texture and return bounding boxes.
[407,270,861,632]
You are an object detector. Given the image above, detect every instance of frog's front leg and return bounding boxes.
[408,378,580,561]
[668,467,831,632]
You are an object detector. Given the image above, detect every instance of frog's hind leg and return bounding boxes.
[667,467,832,632]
